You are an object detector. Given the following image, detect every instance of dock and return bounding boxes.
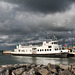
[2,50,12,54]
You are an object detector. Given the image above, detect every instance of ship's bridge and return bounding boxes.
[42,40,58,46]
[49,41,58,45]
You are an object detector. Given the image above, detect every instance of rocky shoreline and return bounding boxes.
[0,63,75,75]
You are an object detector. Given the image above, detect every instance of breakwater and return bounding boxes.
[0,63,75,75]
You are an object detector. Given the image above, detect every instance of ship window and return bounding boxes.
[70,50,72,52]
[54,42,57,44]
[32,48,36,50]
[18,50,20,52]
[50,49,51,51]
[22,50,25,52]
[62,48,65,50]
[52,42,53,44]
[47,49,49,51]
[30,50,31,52]
[48,46,52,48]
[42,49,44,51]
[40,49,41,51]
[45,49,46,51]
[59,48,61,50]
[37,49,39,51]
[55,48,58,50]
[52,42,57,44]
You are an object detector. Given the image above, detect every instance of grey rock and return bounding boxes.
[12,67,25,75]
[59,69,74,75]
[47,63,57,73]
[31,64,37,68]
[28,68,36,75]
[38,68,49,75]
[0,63,75,75]
[22,71,28,75]
[22,68,37,75]
[37,64,43,68]
[59,64,68,70]
[71,69,75,74]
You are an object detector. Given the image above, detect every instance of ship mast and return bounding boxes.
[52,35,57,41]
[72,30,73,49]
[70,25,74,50]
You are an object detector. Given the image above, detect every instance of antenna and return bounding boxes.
[52,34,57,41]
[70,25,74,49]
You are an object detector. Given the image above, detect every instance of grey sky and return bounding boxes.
[0,0,75,49]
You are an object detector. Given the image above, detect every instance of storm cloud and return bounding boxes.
[0,0,75,49]
[3,0,75,13]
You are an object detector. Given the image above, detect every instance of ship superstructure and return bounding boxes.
[11,39,69,57]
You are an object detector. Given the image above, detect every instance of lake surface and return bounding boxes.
[0,52,75,65]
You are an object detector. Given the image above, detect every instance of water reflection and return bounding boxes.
[12,56,71,65]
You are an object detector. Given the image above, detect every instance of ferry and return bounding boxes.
[11,37,69,58]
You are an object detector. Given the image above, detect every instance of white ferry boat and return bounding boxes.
[11,38,69,58]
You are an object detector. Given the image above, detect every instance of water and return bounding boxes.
[0,52,75,65]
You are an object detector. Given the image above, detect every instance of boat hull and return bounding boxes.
[68,52,75,57]
[11,53,68,58]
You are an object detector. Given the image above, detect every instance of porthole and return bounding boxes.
[45,49,46,51]
[50,49,51,51]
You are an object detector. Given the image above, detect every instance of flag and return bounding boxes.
[64,45,66,47]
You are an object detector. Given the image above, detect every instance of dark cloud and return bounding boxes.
[23,0,75,13]
[0,0,75,49]
[3,0,75,13]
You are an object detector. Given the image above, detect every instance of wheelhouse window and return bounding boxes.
[55,48,58,50]
[54,42,57,44]
[52,42,58,44]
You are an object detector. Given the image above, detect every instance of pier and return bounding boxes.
[2,50,12,54]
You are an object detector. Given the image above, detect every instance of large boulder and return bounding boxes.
[38,68,49,75]
[22,68,41,75]
[58,69,74,75]
[59,64,68,70]
[71,69,75,74]
[12,67,25,75]
[47,63,59,74]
